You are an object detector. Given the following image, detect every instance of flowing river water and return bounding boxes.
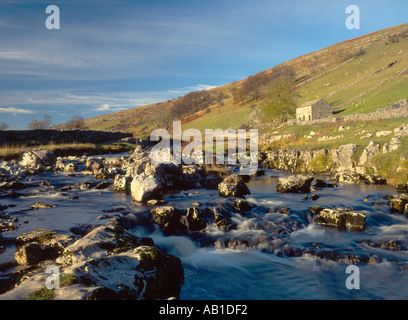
[1,155,408,300]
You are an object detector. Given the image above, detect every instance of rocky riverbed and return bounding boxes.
[1,141,408,300]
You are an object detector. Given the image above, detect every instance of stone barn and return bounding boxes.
[296,99,333,122]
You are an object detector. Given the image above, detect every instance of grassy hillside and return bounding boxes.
[75,23,408,138]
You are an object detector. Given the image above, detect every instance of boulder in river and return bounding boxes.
[113,174,132,193]
[185,207,207,231]
[388,194,408,215]
[276,174,314,193]
[313,207,366,231]
[20,149,56,168]
[130,175,162,203]
[85,157,104,173]
[218,174,250,198]
[150,206,187,235]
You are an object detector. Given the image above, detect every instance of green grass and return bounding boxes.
[266,117,408,151]
[24,287,56,300]
[371,136,408,185]
[297,30,408,113]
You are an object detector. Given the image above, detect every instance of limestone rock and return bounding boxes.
[149,206,187,235]
[358,141,380,166]
[20,149,56,168]
[130,175,161,203]
[383,137,401,153]
[218,174,250,198]
[113,174,132,193]
[331,144,357,170]
[85,157,104,173]
[314,208,366,231]
[276,174,314,193]
[15,243,44,265]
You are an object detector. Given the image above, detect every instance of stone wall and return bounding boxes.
[311,100,333,120]
[0,130,132,145]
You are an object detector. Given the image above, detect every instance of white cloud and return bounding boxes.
[0,107,34,114]
[93,104,127,112]
[187,84,218,91]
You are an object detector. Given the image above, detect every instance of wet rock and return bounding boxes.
[64,163,78,172]
[16,229,56,244]
[9,181,26,190]
[301,246,369,264]
[185,207,207,231]
[381,240,402,251]
[218,174,250,198]
[69,224,97,237]
[314,179,337,188]
[14,230,76,266]
[360,239,405,251]
[30,203,56,210]
[15,243,44,265]
[146,199,166,206]
[368,255,382,264]
[396,184,408,193]
[73,181,94,190]
[150,206,187,235]
[276,207,291,215]
[86,157,104,173]
[181,165,206,188]
[130,175,162,203]
[94,181,112,190]
[388,194,408,215]
[314,207,366,231]
[74,245,184,300]
[2,220,184,300]
[203,174,224,189]
[1,191,23,199]
[58,222,152,266]
[144,162,182,189]
[113,174,131,193]
[335,170,386,185]
[276,174,314,193]
[225,198,254,214]
[207,207,237,232]
[214,239,252,250]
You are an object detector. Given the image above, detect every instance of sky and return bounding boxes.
[0,0,407,129]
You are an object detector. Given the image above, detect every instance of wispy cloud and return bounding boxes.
[0,107,34,115]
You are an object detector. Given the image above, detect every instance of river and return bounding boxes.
[1,158,408,300]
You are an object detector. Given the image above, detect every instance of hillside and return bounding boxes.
[70,24,408,138]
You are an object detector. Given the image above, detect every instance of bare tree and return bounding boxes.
[0,122,9,131]
[65,115,88,130]
[28,115,52,130]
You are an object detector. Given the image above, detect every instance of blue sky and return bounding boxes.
[0,0,407,129]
